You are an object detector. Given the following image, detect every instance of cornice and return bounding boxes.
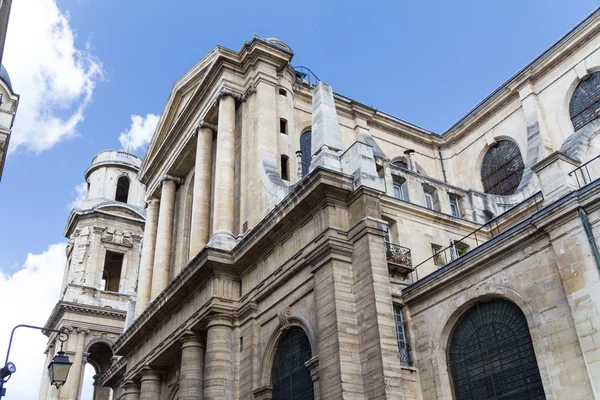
[44,301,127,334]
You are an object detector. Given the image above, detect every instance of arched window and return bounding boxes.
[300,131,312,178]
[448,300,546,400]
[271,328,313,400]
[481,140,524,196]
[115,176,130,203]
[570,71,600,131]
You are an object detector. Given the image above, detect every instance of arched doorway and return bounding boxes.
[271,327,313,400]
[82,341,114,400]
[448,299,546,400]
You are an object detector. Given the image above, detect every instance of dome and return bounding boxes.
[264,38,292,53]
[0,65,12,91]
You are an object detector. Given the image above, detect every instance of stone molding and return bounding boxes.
[161,174,184,185]
[44,301,127,333]
[197,120,217,132]
[215,87,243,103]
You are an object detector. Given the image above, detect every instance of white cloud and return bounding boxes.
[118,113,160,154]
[4,0,103,153]
[67,181,87,210]
[0,243,66,399]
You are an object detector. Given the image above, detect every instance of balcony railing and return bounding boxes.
[412,191,543,279]
[385,242,413,276]
[569,154,600,188]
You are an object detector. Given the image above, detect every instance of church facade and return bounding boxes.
[67,8,600,400]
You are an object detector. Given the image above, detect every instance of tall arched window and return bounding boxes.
[115,176,130,203]
[271,328,313,400]
[300,131,312,178]
[448,300,546,400]
[570,71,600,131]
[481,140,524,196]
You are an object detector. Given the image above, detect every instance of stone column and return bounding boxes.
[208,91,237,250]
[204,315,233,400]
[139,368,162,400]
[93,375,112,400]
[121,380,140,400]
[178,331,205,400]
[150,177,179,300]
[60,328,87,400]
[190,122,216,256]
[38,344,55,400]
[135,197,160,318]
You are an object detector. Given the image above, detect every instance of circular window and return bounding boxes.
[481,140,524,196]
[570,71,600,131]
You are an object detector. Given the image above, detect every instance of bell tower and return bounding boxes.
[39,150,146,400]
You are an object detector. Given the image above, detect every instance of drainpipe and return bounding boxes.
[578,207,600,270]
[438,147,448,183]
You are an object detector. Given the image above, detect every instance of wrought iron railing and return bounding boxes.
[412,191,543,278]
[293,66,320,87]
[385,242,412,268]
[568,154,600,188]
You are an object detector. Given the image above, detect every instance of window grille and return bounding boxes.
[570,71,600,131]
[300,131,312,177]
[393,305,411,366]
[481,141,524,196]
[271,328,313,400]
[448,300,546,400]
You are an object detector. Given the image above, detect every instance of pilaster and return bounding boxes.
[135,197,159,317]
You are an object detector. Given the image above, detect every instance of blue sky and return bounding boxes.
[0,0,598,397]
[0,0,598,268]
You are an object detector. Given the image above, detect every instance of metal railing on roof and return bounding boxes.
[569,154,600,188]
[411,191,543,279]
[293,66,320,87]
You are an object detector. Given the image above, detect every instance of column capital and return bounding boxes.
[241,85,256,102]
[139,366,163,382]
[179,330,205,348]
[145,197,160,207]
[197,120,217,132]
[206,313,233,329]
[122,379,141,394]
[161,174,184,185]
[216,87,243,104]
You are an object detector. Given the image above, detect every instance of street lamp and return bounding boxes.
[0,324,71,398]
[48,350,72,388]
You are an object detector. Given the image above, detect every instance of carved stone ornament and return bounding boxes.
[277,307,291,331]
[161,174,184,185]
[197,120,217,132]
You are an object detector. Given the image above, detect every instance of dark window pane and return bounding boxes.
[481,141,524,196]
[300,131,312,178]
[271,328,313,400]
[448,300,546,400]
[570,72,600,131]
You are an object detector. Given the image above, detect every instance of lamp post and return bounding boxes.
[0,324,72,398]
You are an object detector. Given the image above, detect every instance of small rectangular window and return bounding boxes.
[392,177,409,201]
[102,251,124,292]
[393,305,411,366]
[278,88,287,97]
[431,244,446,267]
[280,118,288,134]
[281,155,289,181]
[422,184,439,211]
[451,240,470,260]
[240,336,244,352]
[424,193,434,210]
[449,195,461,218]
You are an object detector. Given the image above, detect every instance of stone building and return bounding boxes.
[39,150,146,400]
[0,63,18,182]
[89,8,600,400]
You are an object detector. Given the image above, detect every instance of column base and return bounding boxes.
[207,231,238,251]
